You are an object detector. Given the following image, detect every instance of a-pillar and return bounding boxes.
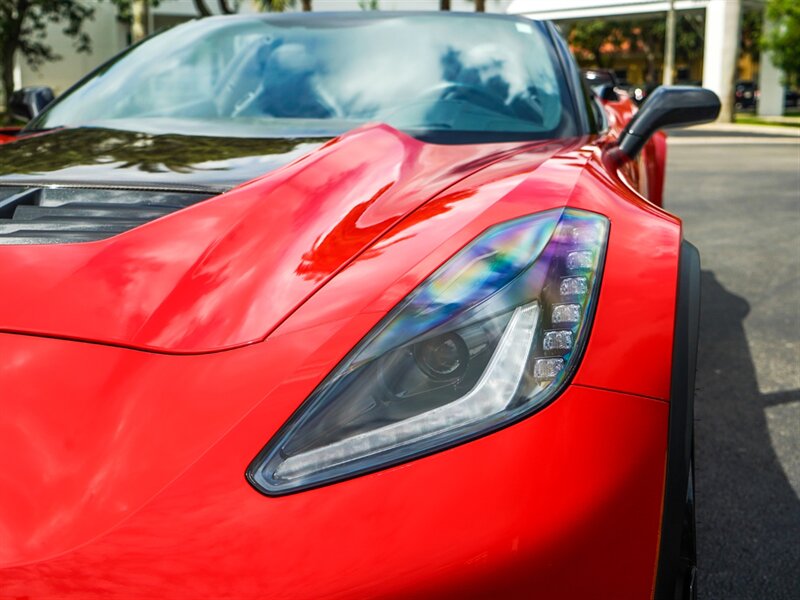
[757,10,784,117]
[702,0,742,122]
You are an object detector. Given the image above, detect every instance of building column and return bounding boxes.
[757,10,784,117]
[12,58,22,91]
[702,0,742,122]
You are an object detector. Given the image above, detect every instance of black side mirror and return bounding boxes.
[596,84,620,102]
[617,86,720,159]
[8,86,55,122]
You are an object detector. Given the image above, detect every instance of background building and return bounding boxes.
[509,0,786,119]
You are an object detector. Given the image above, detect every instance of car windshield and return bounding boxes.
[28,14,574,143]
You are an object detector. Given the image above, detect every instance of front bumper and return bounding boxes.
[0,328,668,600]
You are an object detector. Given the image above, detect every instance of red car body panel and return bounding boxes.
[0,125,561,353]
[3,382,668,599]
[0,106,682,598]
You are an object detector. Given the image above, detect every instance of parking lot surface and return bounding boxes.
[665,128,800,599]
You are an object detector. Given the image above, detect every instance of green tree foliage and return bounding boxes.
[567,20,622,69]
[762,0,800,84]
[740,9,763,64]
[112,2,244,43]
[112,1,239,26]
[256,0,311,11]
[110,0,174,23]
[0,127,321,175]
[567,12,704,84]
[109,0,161,42]
[0,0,93,117]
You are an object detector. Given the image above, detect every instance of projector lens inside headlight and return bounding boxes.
[248,208,609,494]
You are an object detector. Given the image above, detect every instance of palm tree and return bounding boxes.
[440,0,450,10]
[475,0,486,11]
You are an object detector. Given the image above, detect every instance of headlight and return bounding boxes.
[248,208,609,494]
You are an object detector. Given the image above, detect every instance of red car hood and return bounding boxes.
[0,125,566,353]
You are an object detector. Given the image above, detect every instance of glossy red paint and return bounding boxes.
[0,325,667,599]
[0,102,683,597]
[280,136,680,401]
[0,124,557,353]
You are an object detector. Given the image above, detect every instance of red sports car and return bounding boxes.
[0,12,719,600]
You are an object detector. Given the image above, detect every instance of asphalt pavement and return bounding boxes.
[664,125,800,599]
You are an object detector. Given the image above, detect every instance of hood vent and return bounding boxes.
[0,186,213,245]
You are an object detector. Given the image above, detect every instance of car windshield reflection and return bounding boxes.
[28,14,573,143]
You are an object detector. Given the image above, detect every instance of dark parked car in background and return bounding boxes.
[785,88,799,108]
[735,80,757,110]
[581,68,657,105]
[734,80,799,111]
[581,67,622,89]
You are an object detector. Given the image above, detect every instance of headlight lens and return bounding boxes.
[248,208,608,494]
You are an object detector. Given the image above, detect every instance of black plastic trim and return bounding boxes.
[0,186,213,245]
[544,21,595,136]
[654,240,700,600]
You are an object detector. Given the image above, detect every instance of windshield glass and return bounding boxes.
[29,14,574,142]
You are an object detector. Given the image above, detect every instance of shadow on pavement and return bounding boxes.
[696,271,800,599]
